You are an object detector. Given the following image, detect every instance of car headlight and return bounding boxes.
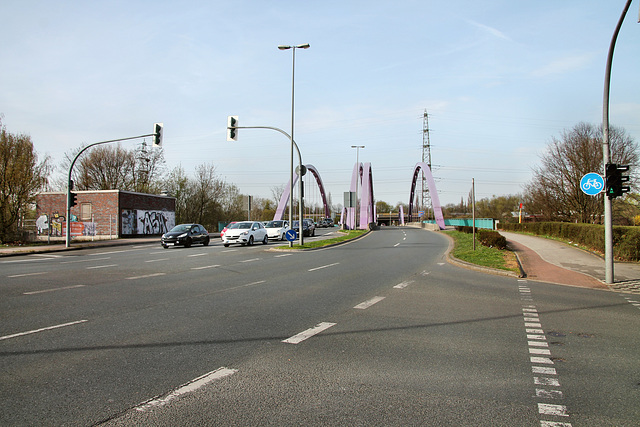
[241,231,249,236]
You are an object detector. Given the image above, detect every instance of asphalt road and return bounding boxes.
[1,227,638,426]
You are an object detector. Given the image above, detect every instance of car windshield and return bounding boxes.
[169,224,191,233]
[266,221,284,228]
[230,222,252,229]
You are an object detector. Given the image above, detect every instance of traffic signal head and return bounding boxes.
[153,123,163,147]
[69,191,78,207]
[227,116,238,141]
[606,163,630,199]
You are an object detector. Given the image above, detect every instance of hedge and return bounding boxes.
[498,222,640,262]
[454,226,508,250]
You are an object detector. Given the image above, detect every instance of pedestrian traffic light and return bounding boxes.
[227,116,238,141]
[605,163,630,199]
[69,191,78,207]
[153,123,163,147]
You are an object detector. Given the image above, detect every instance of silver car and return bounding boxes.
[264,220,290,240]
[222,221,268,247]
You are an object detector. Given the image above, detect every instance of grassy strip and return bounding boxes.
[275,229,367,250]
[443,229,519,272]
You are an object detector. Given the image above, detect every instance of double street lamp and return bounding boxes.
[278,43,310,246]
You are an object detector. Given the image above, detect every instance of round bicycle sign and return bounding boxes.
[580,172,604,196]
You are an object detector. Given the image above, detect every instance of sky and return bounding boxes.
[2,0,640,210]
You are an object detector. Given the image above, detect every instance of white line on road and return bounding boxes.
[191,265,220,270]
[86,264,118,269]
[24,285,85,295]
[61,257,111,264]
[0,319,88,341]
[135,367,237,412]
[393,243,400,247]
[239,258,260,263]
[538,403,569,417]
[308,262,339,272]
[126,273,166,280]
[354,296,385,309]
[29,253,63,258]
[274,253,292,258]
[282,322,336,344]
[394,280,413,289]
[188,253,208,257]
[8,271,47,278]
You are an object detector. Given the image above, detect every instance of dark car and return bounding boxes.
[161,224,210,248]
[319,218,334,228]
[292,219,316,237]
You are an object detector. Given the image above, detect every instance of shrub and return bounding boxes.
[477,229,508,250]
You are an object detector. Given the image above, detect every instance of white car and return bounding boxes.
[222,221,268,247]
[264,220,290,240]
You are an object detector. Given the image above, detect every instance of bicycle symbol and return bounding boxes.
[582,178,603,191]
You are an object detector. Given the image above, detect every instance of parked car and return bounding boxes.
[318,218,334,228]
[222,221,268,247]
[161,224,210,248]
[264,220,290,240]
[292,219,315,237]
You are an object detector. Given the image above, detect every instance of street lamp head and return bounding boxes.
[351,145,365,149]
[278,45,292,50]
[296,43,310,49]
[278,44,310,50]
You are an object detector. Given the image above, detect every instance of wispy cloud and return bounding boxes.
[465,19,512,41]
[531,53,596,77]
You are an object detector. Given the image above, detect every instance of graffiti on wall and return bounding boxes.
[121,209,175,235]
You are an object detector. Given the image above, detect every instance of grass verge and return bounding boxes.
[443,229,519,273]
[275,229,367,250]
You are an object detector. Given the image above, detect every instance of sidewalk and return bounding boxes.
[500,231,640,291]
[0,237,161,257]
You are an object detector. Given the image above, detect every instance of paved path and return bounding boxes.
[501,231,640,292]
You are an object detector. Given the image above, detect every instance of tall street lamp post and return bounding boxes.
[278,43,310,246]
[351,145,365,229]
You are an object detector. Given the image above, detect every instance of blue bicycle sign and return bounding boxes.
[580,173,604,196]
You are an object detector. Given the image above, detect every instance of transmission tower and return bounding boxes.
[420,109,433,218]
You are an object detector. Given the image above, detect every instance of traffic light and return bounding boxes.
[153,123,163,147]
[69,191,78,207]
[605,163,630,199]
[227,116,238,141]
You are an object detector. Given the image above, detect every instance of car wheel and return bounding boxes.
[248,236,254,246]
[263,234,268,245]
[162,244,168,249]
[184,237,192,248]
[203,237,210,246]
[280,233,285,241]
[224,243,229,247]
[312,229,315,237]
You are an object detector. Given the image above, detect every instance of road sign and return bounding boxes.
[285,229,297,242]
[580,172,604,196]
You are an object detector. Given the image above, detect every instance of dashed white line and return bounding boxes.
[135,367,237,412]
[239,258,260,263]
[538,403,569,417]
[87,264,118,269]
[394,280,413,289]
[191,265,220,270]
[354,296,385,310]
[61,257,111,264]
[282,322,336,344]
[188,253,207,257]
[8,272,47,278]
[274,253,292,258]
[146,258,169,263]
[24,285,85,295]
[126,273,166,280]
[0,320,88,341]
[308,262,339,272]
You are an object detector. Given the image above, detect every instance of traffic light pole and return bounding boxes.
[601,0,633,284]
[65,131,160,248]
[226,124,304,247]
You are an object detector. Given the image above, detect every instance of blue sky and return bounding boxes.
[2,1,639,208]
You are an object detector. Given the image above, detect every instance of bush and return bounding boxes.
[477,229,508,250]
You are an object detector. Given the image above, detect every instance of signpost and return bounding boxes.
[580,172,605,196]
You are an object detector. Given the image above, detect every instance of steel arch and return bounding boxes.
[346,162,375,229]
[408,162,445,229]
[274,164,330,221]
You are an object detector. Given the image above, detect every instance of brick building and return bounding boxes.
[36,190,176,239]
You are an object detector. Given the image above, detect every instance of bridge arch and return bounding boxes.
[274,164,330,221]
[409,162,445,230]
[344,162,375,230]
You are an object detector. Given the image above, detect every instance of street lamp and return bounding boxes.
[279,43,310,246]
[351,145,365,229]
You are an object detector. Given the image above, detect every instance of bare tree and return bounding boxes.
[524,123,638,223]
[0,119,50,242]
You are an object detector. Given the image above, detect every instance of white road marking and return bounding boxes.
[135,367,237,412]
[86,264,118,269]
[90,249,140,256]
[529,348,552,355]
[274,253,292,258]
[529,341,549,347]
[188,253,207,257]
[61,257,111,264]
[538,403,569,416]
[530,357,554,365]
[24,285,85,295]
[354,296,385,309]
[191,265,220,270]
[239,258,260,263]
[536,389,564,399]
[525,322,543,328]
[532,366,557,375]
[29,253,63,258]
[146,258,169,263]
[535,377,561,386]
[394,280,413,289]
[308,262,339,272]
[282,322,336,344]
[126,273,166,280]
[540,421,572,427]
[393,243,400,247]
[8,271,47,278]
[0,319,88,341]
